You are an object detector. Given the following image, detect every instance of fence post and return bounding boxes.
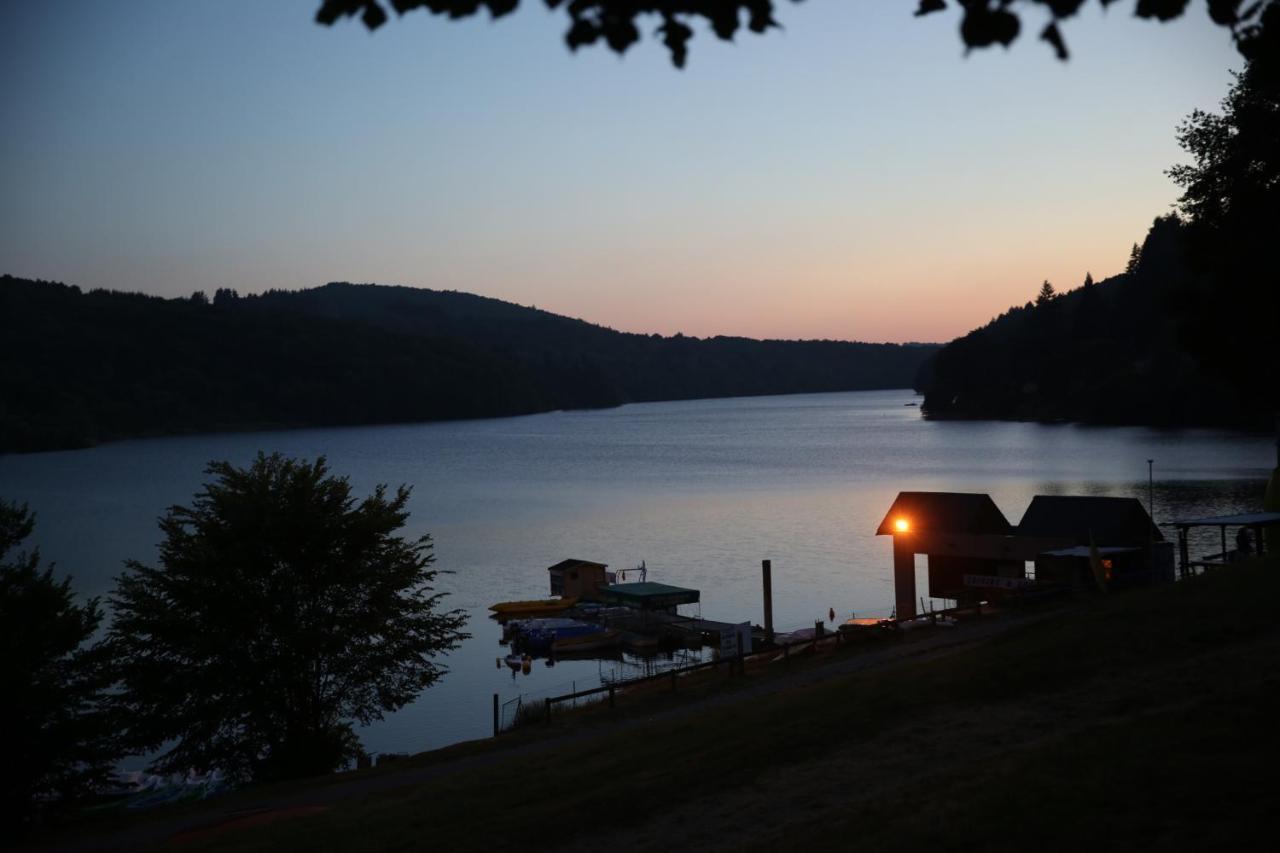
[670,669,677,691]
[544,697,552,721]
[784,643,790,666]
[608,685,615,708]
[492,693,499,737]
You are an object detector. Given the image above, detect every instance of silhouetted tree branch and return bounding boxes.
[314,1,1276,67]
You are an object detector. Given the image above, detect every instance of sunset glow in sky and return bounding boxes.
[0,1,1241,343]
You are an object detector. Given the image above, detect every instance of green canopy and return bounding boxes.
[599,582,699,610]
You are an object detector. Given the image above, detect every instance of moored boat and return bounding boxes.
[516,619,607,653]
[489,596,578,618]
[552,628,622,654]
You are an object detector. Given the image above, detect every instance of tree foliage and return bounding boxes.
[1163,48,1279,405]
[1036,279,1057,304]
[315,0,1276,67]
[109,454,468,782]
[1168,57,1280,232]
[0,501,118,836]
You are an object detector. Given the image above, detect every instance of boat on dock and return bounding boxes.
[489,597,578,619]
[511,619,609,654]
[552,628,622,654]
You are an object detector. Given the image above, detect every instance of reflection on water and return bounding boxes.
[0,390,1272,758]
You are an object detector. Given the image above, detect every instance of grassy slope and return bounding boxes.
[174,559,1280,851]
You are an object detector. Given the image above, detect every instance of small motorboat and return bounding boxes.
[838,617,895,642]
[489,597,578,619]
[516,620,608,653]
[552,628,622,654]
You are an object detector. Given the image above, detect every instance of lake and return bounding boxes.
[1,389,1273,762]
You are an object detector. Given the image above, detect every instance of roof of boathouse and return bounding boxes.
[546,559,608,575]
[1016,496,1163,545]
[875,492,1013,537]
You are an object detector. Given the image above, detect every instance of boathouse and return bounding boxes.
[1018,495,1172,590]
[547,559,610,600]
[877,492,1169,619]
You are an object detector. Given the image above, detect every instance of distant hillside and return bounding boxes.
[918,215,1266,429]
[0,276,938,453]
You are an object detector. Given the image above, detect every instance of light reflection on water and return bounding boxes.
[0,390,1272,759]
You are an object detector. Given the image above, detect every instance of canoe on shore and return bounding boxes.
[489,597,579,618]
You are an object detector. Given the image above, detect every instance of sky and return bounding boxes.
[0,1,1242,343]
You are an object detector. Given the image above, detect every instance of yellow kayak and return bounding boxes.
[489,597,578,617]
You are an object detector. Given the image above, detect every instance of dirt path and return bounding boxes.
[37,611,1052,852]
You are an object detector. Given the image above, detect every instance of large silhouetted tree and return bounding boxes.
[1164,51,1279,411]
[315,1,1277,67]
[0,501,119,837]
[109,454,468,782]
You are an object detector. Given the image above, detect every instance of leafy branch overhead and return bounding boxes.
[315,1,1276,66]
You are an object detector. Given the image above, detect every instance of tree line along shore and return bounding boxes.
[0,276,938,454]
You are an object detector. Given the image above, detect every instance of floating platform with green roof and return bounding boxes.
[599,581,700,610]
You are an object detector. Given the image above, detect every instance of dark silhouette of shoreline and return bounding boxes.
[0,276,937,454]
[916,215,1273,431]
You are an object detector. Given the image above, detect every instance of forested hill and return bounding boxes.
[917,215,1268,429]
[0,276,938,453]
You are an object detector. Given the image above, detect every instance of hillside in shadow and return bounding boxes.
[0,277,937,453]
[918,215,1268,429]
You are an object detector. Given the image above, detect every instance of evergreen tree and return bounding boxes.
[1083,271,1094,288]
[109,454,468,782]
[1036,280,1056,305]
[1125,243,1142,275]
[0,501,119,837]
[212,287,240,307]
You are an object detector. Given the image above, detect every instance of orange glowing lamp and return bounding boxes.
[894,517,911,533]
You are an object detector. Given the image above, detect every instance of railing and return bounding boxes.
[492,603,993,733]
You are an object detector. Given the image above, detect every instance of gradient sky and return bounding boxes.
[0,1,1241,342]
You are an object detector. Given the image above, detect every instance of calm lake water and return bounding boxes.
[1,389,1273,761]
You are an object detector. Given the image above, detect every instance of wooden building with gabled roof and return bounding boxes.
[1017,495,1162,546]
[877,491,1171,619]
[547,558,610,600]
[875,492,1013,537]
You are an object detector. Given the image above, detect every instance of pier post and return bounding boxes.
[894,535,917,620]
[762,559,774,642]
[1178,528,1190,578]
[492,693,499,737]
